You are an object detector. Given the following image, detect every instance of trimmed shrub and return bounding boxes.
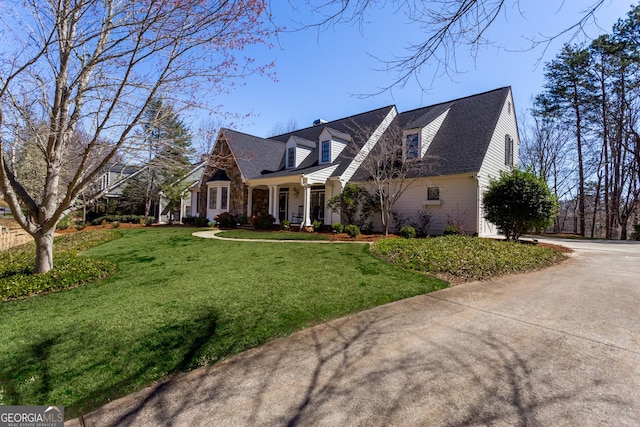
[195,217,210,227]
[111,221,121,228]
[215,212,236,228]
[312,220,323,232]
[182,215,210,227]
[399,226,416,238]
[443,225,460,236]
[252,213,276,230]
[281,220,292,231]
[345,224,360,238]
[331,223,344,233]
[483,168,557,241]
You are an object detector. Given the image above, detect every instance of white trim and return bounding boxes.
[340,107,398,183]
[206,181,231,220]
[420,108,450,158]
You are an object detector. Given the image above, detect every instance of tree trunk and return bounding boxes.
[574,92,586,237]
[34,229,55,274]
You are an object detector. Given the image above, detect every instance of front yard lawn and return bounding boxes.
[0,227,447,418]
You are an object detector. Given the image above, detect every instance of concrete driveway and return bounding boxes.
[68,238,640,426]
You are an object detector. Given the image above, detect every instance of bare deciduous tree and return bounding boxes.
[352,119,420,236]
[302,0,609,91]
[0,0,276,273]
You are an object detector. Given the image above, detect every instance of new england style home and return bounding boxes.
[188,87,520,236]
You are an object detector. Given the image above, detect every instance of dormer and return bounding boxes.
[286,136,315,169]
[402,107,450,160]
[403,128,421,160]
[318,127,351,165]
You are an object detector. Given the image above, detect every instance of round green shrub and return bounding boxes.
[215,212,236,228]
[345,224,360,237]
[252,213,276,230]
[331,223,344,233]
[443,225,460,236]
[399,226,416,238]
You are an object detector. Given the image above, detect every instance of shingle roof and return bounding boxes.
[419,86,510,176]
[352,87,511,180]
[220,87,510,182]
[220,129,285,179]
[262,105,395,178]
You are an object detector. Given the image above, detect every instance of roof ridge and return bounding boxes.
[268,105,395,139]
[223,127,285,144]
[400,86,510,115]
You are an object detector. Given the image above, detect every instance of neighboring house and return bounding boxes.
[192,87,520,236]
[91,163,144,209]
[158,161,205,223]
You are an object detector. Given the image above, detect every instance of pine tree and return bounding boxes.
[122,99,193,220]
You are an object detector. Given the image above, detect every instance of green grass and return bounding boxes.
[216,229,330,240]
[0,227,447,418]
[371,235,567,281]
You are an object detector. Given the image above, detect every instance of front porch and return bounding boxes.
[247,180,333,228]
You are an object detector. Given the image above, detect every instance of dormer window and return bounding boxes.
[321,140,330,163]
[405,131,420,160]
[318,128,350,164]
[287,147,295,168]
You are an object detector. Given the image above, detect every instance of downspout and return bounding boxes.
[475,175,481,237]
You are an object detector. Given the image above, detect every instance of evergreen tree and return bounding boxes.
[539,44,595,236]
[483,168,558,241]
[122,99,193,219]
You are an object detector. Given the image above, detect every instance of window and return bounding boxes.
[287,147,295,168]
[427,187,440,201]
[505,134,514,166]
[221,187,228,210]
[405,132,420,159]
[208,187,217,209]
[321,140,330,163]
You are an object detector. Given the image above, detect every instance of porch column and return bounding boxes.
[246,186,253,218]
[302,183,311,228]
[268,185,279,224]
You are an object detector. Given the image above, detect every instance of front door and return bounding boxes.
[279,190,289,222]
[310,189,325,222]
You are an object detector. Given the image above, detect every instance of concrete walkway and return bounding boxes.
[192,229,373,244]
[67,238,640,426]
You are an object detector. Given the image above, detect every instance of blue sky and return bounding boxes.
[190,0,634,139]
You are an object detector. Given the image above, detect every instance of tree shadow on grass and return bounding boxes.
[0,305,219,420]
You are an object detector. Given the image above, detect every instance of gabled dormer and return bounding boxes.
[318,127,351,165]
[403,128,421,160]
[401,107,450,160]
[285,135,315,169]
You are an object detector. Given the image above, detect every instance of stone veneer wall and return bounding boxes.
[198,135,277,220]
[198,136,246,218]
[251,189,269,216]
